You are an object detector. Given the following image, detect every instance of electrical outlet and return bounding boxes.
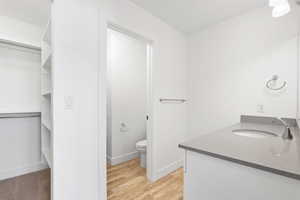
[120,122,129,132]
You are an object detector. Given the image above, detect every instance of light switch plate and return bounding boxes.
[64,96,73,110]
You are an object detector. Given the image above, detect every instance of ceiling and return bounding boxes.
[130,0,268,33]
[0,0,270,32]
[0,0,50,28]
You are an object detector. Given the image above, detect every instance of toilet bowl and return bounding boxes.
[136,140,147,168]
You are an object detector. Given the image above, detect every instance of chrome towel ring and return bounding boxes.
[266,75,287,91]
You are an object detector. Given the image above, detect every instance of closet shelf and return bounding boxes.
[41,88,51,95]
[42,125,52,134]
[42,54,52,71]
[41,16,52,175]
[43,20,51,44]
[42,91,52,97]
[42,119,52,131]
[42,149,52,168]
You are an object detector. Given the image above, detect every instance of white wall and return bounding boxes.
[0,16,42,113]
[0,44,41,113]
[51,0,100,200]
[0,16,44,47]
[100,0,188,182]
[0,16,44,181]
[107,29,147,165]
[188,5,299,139]
[0,116,46,180]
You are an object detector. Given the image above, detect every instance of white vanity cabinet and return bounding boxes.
[184,150,300,200]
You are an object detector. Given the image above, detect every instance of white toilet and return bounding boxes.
[136,140,147,168]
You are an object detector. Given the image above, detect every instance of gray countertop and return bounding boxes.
[179,118,300,180]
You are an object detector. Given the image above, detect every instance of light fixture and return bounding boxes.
[269,0,291,18]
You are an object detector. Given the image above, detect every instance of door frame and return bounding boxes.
[101,21,155,191]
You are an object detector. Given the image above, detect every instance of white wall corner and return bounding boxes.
[0,162,48,181]
[110,151,139,166]
[153,160,183,182]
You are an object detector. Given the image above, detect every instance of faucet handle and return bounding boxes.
[282,127,293,140]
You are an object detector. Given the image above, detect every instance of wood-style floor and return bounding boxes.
[0,169,50,200]
[107,158,183,200]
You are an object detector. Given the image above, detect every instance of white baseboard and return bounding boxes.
[0,162,48,181]
[153,160,183,182]
[110,151,139,166]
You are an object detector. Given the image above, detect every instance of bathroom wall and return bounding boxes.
[0,16,44,47]
[107,29,147,165]
[100,0,188,183]
[188,5,299,139]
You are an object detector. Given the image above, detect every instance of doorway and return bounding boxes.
[106,24,153,198]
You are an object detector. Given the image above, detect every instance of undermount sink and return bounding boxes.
[232,129,278,138]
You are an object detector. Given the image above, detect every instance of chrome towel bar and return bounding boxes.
[159,98,187,103]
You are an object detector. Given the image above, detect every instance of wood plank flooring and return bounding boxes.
[1,159,182,200]
[107,158,183,200]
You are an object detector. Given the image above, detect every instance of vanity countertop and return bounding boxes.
[179,118,300,180]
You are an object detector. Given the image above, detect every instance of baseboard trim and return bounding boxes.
[153,160,183,181]
[110,151,139,166]
[0,162,48,181]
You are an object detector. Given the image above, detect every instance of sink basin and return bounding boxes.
[232,129,278,138]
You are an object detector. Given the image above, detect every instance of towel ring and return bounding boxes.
[266,75,287,91]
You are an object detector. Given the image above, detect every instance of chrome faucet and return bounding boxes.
[276,118,293,140]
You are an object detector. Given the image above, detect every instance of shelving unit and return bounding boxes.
[42,118,52,131]
[41,126,52,168]
[42,91,52,97]
[41,20,53,169]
